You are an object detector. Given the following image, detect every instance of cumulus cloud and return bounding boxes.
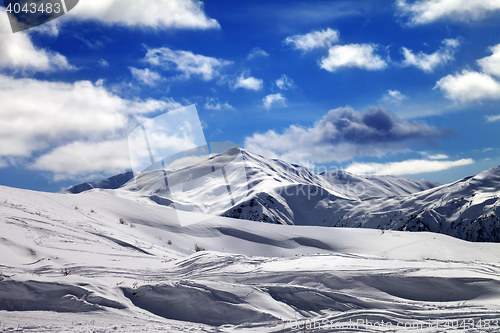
[247,47,269,60]
[31,140,131,181]
[401,39,460,72]
[346,158,474,176]
[0,76,122,157]
[276,75,295,90]
[244,106,453,165]
[204,97,234,110]
[284,27,386,73]
[144,47,232,81]
[477,43,500,78]
[234,73,263,91]
[320,44,387,72]
[263,93,286,110]
[382,90,407,103]
[0,75,180,179]
[284,28,340,51]
[129,67,163,86]
[435,70,500,103]
[0,8,73,73]
[70,0,219,30]
[397,0,500,25]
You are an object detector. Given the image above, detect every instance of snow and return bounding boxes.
[88,149,447,230]
[1,179,500,332]
[212,150,500,242]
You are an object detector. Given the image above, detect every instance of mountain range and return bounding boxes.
[66,148,500,242]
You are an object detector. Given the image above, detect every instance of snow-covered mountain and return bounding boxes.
[223,151,500,242]
[67,148,500,242]
[325,166,500,242]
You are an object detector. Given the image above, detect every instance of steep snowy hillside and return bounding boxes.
[227,163,500,242]
[1,184,500,332]
[330,166,500,242]
[220,150,439,224]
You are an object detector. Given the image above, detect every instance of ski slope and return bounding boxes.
[1,184,500,332]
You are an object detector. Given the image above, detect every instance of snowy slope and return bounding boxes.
[226,165,500,241]
[217,150,499,242]
[1,184,500,332]
[304,166,500,242]
[220,150,439,224]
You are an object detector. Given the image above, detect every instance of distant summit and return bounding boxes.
[63,171,135,194]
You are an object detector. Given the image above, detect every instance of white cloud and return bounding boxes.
[263,93,286,110]
[320,44,387,72]
[204,97,233,110]
[284,28,340,51]
[420,152,449,159]
[346,158,474,176]
[70,0,220,30]
[234,74,263,91]
[76,36,104,49]
[477,43,500,78]
[0,6,10,34]
[397,0,500,25]
[486,115,500,123]
[401,39,460,72]
[247,47,269,60]
[0,75,176,159]
[244,106,452,165]
[129,67,163,86]
[30,21,59,37]
[144,47,232,81]
[428,154,449,160]
[31,140,130,181]
[435,70,500,103]
[276,75,295,90]
[98,59,110,67]
[0,8,73,73]
[382,90,407,103]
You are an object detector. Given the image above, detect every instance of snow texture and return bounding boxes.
[1,152,500,331]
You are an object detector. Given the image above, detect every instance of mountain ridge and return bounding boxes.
[65,149,500,242]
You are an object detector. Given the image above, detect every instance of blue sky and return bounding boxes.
[0,0,499,192]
